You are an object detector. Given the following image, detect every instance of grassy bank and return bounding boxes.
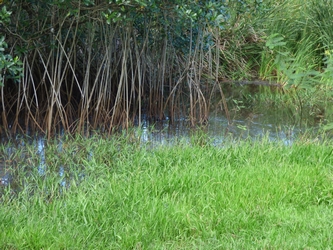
[1,135,333,249]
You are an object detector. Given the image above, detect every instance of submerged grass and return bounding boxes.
[1,135,333,249]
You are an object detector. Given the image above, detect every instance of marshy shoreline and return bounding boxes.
[1,0,333,248]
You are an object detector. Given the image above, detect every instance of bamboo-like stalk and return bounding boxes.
[214,28,231,125]
[0,84,8,137]
[1,1,234,138]
[109,27,131,132]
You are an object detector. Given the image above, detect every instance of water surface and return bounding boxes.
[0,100,322,192]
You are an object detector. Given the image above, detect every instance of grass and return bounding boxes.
[1,134,333,249]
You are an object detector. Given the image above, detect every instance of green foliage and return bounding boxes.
[0,6,23,86]
[0,5,10,24]
[1,0,332,134]
[0,0,255,133]
[258,0,333,88]
[102,0,231,52]
[0,37,23,84]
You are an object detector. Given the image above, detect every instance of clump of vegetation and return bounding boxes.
[0,0,332,137]
[0,6,23,86]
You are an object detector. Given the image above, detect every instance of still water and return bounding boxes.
[139,114,299,147]
[0,106,321,191]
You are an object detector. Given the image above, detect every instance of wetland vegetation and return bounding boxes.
[1,0,333,248]
[1,0,333,136]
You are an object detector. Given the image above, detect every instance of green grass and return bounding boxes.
[1,135,333,249]
[255,0,333,89]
